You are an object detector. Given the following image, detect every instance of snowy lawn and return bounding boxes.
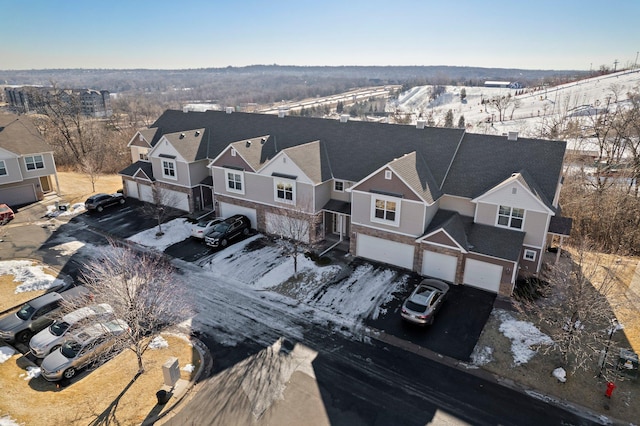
[0,260,66,293]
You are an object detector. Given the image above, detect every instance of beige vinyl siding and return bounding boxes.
[439,195,475,217]
[188,159,210,186]
[351,191,426,236]
[0,157,23,184]
[20,153,56,178]
[152,157,191,187]
[474,202,496,226]
[315,181,332,211]
[522,210,548,247]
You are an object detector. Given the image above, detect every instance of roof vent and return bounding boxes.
[261,137,267,145]
[179,132,185,139]
[416,120,426,129]
[225,107,234,114]
[246,140,251,147]
[339,114,349,123]
[195,130,201,136]
[507,131,518,141]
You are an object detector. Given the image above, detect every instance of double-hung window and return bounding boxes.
[274,179,295,204]
[0,160,6,176]
[162,159,176,179]
[25,155,44,170]
[226,170,244,194]
[371,196,400,226]
[497,205,524,229]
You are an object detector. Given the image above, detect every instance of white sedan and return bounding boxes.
[190,218,223,239]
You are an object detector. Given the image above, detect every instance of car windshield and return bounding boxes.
[196,221,209,228]
[50,321,70,336]
[16,303,35,320]
[405,300,427,313]
[61,340,82,358]
[212,222,230,233]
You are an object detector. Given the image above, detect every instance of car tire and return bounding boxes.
[63,367,76,380]
[242,228,249,236]
[97,206,104,212]
[16,330,32,344]
[221,239,228,247]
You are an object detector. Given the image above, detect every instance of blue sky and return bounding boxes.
[2,0,638,71]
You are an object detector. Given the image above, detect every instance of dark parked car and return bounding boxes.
[0,286,90,344]
[401,278,450,325]
[84,193,125,212]
[204,214,251,248]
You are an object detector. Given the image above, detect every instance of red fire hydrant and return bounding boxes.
[605,381,616,398]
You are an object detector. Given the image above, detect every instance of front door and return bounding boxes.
[332,214,350,236]
[40,176,51,192]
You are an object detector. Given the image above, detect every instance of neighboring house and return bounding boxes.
[0,114,60,207]
[120,109,571,296]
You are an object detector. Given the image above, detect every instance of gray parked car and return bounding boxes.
[400,278,450,325]
[29,303,114,358]
[0,286,90,344]
[41,319,129,382]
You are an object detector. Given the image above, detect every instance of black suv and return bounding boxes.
[204,214,251,248]
[85,193,125,212]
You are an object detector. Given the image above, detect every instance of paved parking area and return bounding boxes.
[366,283,496,361]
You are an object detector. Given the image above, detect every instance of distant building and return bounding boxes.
[484,81,524,89]
[4,86,112,117]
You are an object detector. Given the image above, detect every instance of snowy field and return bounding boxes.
[390,69,640,149]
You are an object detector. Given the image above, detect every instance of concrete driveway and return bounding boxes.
[366,282,496,361]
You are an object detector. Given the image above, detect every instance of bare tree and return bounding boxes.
[140,182,184,236]
[516,238,621,375]
[77,241,192,375]
[266,199,313,277]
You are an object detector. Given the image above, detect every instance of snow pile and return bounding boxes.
[19,366,41,381]
[0,260,65,293]
[181,363,195,373]
[0,346,16,363]
[0,415,22,426]
[149,335,169,349]
[553,367,567,383]
[470,345,494,366]
[127,218,191,251]
[45,203,85,218]
[496,310,553,365]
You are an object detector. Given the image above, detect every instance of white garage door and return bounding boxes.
[219,202,257,229]
[125,180,139,199]
[161,188,189,212]
[0,184,37,207]
[356,234,414,270]
[463,259,503,293]
[265,212,309,243]
[422,251,458,282]
[139,184,154,203]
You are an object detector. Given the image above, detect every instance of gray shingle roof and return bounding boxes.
[161,128,207,162]
[120,161,154,180]
[0,114,53,155]
[140,110,564,206]
[388,152,441,204]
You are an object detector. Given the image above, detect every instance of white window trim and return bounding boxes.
[0,160,6,176]
[274,178,296,204]
[161,159,177,180]
[496,205,525,230]
[370,195,401,227]
[225,169,245,195]
[384,170,392,180]
[231,148,236,157]
[334,180,345,192]
[524,249,537,262]
[24,154,44,171]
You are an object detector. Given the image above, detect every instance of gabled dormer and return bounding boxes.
[127,128,158,162]
[350,152,441,235]
[472,170,555,247]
